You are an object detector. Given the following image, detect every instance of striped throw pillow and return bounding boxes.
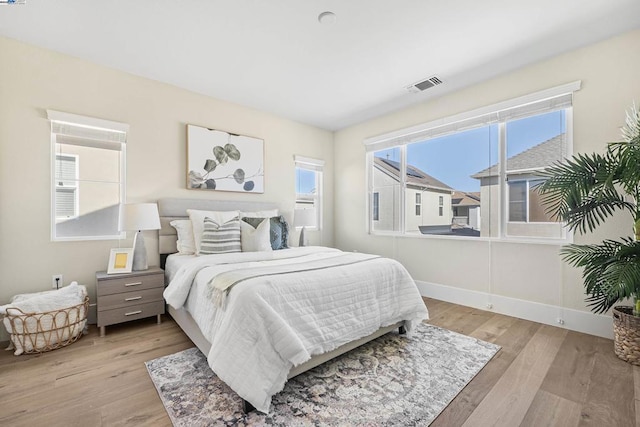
[200,216,241,255]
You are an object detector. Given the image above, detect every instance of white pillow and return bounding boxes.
[170,219,196,255]
[187,209,240,254]
[240,218,273,252]
[239,209,278,219]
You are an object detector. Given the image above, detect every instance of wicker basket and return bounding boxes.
[613,306,640,365]
[2,296,89,355]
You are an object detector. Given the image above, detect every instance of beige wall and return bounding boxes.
[0,36,334,340]
[334,29,640,315]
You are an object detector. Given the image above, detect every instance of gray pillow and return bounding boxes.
[200,216,241,254]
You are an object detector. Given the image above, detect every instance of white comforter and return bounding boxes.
[164,246,429,413]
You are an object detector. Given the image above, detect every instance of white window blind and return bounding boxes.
[48,110,128,150]
[364,81,580,152]
[294,155,325,171]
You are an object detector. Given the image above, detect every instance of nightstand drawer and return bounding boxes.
[96,273,164,296]
[97,287,164,311]
[97,300,165,327]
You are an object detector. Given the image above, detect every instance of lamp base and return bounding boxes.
[299,226,306,247]
[132,231,148,271]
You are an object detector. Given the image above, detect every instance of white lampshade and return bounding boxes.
[118,203,160,271]
[294,208,315,228]
[118,203,161,231]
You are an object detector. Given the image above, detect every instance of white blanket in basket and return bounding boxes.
[1,282,88,355]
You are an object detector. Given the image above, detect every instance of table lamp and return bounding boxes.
[118,203,161,271]
[294,208,315,247]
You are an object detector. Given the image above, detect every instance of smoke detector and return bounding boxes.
[406,75,443,93]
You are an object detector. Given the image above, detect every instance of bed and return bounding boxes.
[159,198,429,413]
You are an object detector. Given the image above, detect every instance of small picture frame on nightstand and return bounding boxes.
[107,248,134,274]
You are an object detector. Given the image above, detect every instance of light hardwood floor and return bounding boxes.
[0,298,637,426]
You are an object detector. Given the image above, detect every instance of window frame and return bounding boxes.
[49,110,128,242]
[364,81,579,243]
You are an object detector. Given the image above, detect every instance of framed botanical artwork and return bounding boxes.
[107,248,134,274]
[187,124,264,193]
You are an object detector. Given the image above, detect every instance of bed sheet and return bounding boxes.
[163,247,429,413]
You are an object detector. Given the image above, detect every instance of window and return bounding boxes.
[294,155,324,229]
[365,81,579,240]
[49,110,128,241]
[507,179,554,223]
[508,181,526,222]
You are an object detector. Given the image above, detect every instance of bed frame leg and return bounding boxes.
[399,324,407,335]
[243,399,255,413]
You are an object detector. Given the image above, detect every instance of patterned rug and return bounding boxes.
[145,323,500,426]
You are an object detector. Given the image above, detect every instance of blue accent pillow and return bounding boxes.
[242,216,289,250]
[270,215,289,250]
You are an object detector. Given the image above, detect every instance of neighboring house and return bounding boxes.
[373,157,454,233]
[471,134,566,238]
[452,191,481,230]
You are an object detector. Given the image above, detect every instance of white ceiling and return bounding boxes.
[1,1,640,131]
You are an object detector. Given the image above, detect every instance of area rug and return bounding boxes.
[145,323,500,426]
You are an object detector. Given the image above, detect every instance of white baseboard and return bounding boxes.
[416,280,613,339]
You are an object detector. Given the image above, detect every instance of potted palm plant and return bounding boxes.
[537,103,640,365]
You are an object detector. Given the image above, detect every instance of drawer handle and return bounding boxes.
[125,296,142,301]
[124,282,143,287]
[124,310,142,316]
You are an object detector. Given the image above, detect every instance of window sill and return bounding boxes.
[369,230,570,246]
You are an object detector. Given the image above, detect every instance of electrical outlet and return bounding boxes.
[52,274,63,289]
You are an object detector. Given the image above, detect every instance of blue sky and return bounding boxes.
[377,110,566,192]
[296,167,316,194]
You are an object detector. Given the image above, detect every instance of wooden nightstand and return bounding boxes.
[96,267,165,337]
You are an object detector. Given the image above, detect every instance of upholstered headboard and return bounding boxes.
[157,197,281,255]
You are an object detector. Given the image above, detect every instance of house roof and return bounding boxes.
[374,157,454,191]
[452,191,481,207]
[471,134,566,179]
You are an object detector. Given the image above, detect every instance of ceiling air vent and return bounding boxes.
[406,75,443,93]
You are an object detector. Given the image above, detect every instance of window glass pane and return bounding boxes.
[529,179,555,222]
[505,110,566,238]
[406,125,497,237]
[55,143,121,183]
[295,167,316,208]
[55,182,121,238]
[372,147,401,232]
[52,134,124,240]
[506,110,566,164]
[295,166,321,228]
[296,167,316,195]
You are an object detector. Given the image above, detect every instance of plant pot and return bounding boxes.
[613,306,640,365]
